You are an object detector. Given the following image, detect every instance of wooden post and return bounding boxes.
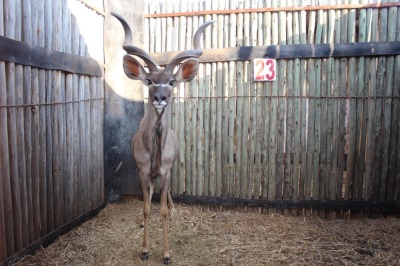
[0,0,9,260]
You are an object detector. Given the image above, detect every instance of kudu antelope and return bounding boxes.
[111,12,215,264]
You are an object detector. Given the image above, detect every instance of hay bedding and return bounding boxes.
[12,199,400,266]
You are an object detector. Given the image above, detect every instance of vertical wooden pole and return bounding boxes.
[0,0,9,259]
[305,0,316,213]
[84,75,91,211]
[248,0,257,200]
[215,0,224,198]
[378,0,391,202]
[63,0,72,222]
[291,3,301,215]
[241,0,250,201]
[51,0,62,227]
[59,0,69,221]
[196,2,205,196]
[386,5,399,201]
[364,6,378,202]
[254,0,264,203]
[317,4,328,218]
[268,0,279,213]
[203,0,212,197]
[44,0,55,232]
[98,75,105,204]
[235,0,243,199]
[354,3,367,203]
[276,0,287,207]
[262,0,272,204]
[15,0,30,248]
[228,0,237,197]
[190,2,198,195]
[221,0,229,198]
[209,0,217,197]
[298,0,307,205]
[284,0,294,213]
[90,75,98,209]
[71,12,79,219]
[29,0,42,240]
[178,1,186,194]
[5,0,22,254]
[36,0,47,236]
[345,1,357,203]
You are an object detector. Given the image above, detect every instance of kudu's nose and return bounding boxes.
[154,93,167,103]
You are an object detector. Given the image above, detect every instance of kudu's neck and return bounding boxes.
[143,101,171,178]
[144,100,170,130]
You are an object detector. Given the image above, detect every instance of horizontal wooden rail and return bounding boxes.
[151,42,400,65]
[0,36,103,77]
[144,2,400,18]
[152,194,400,214]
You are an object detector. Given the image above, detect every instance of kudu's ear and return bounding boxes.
[174,59,199,83]
[123,54,148,80]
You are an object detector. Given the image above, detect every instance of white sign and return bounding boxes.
[253,58,276,81]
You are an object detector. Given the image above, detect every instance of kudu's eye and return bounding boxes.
[146,79,153,85]
[169,80,176,86]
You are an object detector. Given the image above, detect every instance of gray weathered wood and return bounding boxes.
[378,1,391,201]
[150,41,400,65]
[177,3,186,194]
[242,3,250,199]
[228,1,236,198]
[344,3,357,201]
[299,5,307,202]
[0,36,102,77]
[353,1,366,202]
[1,0,105,259]
[284,3,293,205]
[364,8,379,201]
[291,6,301,205]
[4,0,23,252]
[221,0,229,198]
[234,0,244,198]
[0,0,7,258]
[305,6,316,202]
[0,30,9,261]
[386,5,399,201]
[13,0,30,247]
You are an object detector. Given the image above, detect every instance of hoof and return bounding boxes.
[142,251,149,261]
[140,223,144,228]
[163,256,171,265]
[169,208,177,219]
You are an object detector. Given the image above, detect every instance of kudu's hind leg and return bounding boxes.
[141,179,155,228]
[167,191,175,211]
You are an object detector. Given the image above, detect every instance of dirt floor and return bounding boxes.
[11,199,400,266]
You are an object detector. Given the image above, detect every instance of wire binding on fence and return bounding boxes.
[168,95,400,100]
[0,97,104,108]
[144,2,400,18]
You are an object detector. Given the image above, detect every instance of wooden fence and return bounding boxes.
[1,0,399,263]
[0,0,104,262]
[144,0,400,215]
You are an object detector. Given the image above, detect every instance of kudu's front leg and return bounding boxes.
[139,172,151,261]
[160,172,172,265]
